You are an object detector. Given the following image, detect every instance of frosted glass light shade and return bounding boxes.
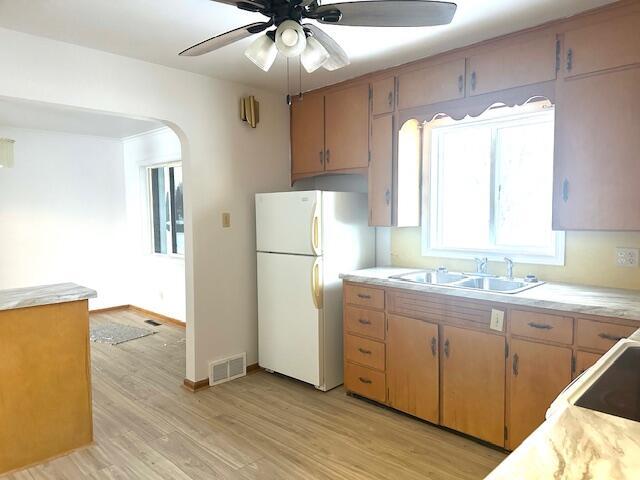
[244,34,278,72]
[0,138,14,168]
[301,37,330,73]
[275,20,306,58]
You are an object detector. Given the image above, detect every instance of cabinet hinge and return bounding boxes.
[504,426,508,442]
[368,150,371,165]
[571,355,576,374]
[505,342,509,359]
[369,85,372,101]
[555,39,561,73]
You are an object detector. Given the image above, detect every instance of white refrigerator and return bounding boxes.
[256,191,375,391]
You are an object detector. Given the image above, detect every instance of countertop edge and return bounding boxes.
[0,283,97,312]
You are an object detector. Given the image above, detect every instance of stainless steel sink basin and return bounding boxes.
[389,270,468,285]
[389,270,543,294]
[454,277,539,294]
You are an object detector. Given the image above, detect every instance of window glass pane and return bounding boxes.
[434,125,492,249]
[172,166,184,255]
[151,167,169,254]
[495,118,555,248]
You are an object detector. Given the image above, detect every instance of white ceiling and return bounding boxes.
[0,97,163,138]
[0,0,617,93]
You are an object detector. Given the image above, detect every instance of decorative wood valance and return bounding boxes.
[398,80,556,125]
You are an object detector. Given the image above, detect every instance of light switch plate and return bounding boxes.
[490,309,505,332]
[222,212,231,228]
[615,247,639,268]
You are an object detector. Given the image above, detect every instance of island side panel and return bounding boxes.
[0,300,93,475]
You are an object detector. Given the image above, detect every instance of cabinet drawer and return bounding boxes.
[575,351,602,376]
[344,284,385,310]
[576,319,636,352]
[345,334,385,371]
[510,310,573,344]
[344,306,385,340]
[345,363,386,403]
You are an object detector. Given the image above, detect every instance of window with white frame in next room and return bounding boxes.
[149,164,184,256]
[422,101,564,265]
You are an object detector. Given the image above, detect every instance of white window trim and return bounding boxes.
[421,107,565,266]
[146,161,184,258]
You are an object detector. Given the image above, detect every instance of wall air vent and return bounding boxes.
[208,352,247,386]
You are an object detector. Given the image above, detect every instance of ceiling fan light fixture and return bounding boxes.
[244,33,278,72]
[275,20,307,58]
[301,36,330,73]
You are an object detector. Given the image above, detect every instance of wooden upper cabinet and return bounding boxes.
[387,315,439,424]
[563,13,640,78]
[397,58,465,110]
[290,93,325,176]
[552,66,640,230]
[467,33,557,96]
[369,115,393,226]
[324,84,370,171]
[372,77,395,115]
[507,339,572,450]
[441,326,505,447]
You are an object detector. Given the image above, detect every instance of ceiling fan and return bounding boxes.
[180,0,457,73]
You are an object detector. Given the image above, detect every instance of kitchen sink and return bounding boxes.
[390,270,543,294]
[389,270,469,285]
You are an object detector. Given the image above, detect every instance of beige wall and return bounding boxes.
[391,229,640,291]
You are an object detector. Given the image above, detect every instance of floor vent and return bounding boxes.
[209,352,247,386]
[144,319,162,327]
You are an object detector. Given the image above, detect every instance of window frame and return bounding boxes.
[421,106,565,266]
[147,162,184,258]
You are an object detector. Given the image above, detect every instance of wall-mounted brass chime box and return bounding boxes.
[240,96,259,128]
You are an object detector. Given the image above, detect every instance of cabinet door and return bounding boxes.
[552,66,640,230]
[290,94,325,175]
[368,115,393,226]
[563,13,640,79]
[325,84,370,171]
[441,326,505,446]
[372,77,395,115]
[387,315,439,424]
[397,58,465,109]
[575,351,602,377]
[467,33,557,96]
[507,339,572,449]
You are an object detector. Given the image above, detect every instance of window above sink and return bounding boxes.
[420,101,565,266]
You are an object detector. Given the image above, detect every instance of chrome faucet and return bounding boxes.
[474,257,489,274]
[504,257,514,279]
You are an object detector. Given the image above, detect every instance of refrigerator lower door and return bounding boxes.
[257,252,322,387]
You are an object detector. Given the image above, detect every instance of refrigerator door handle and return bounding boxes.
[311,203,321,255]
[311,257,323,310]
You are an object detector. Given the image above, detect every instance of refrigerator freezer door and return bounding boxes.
[257,252,322,386]
[256,191,322,256]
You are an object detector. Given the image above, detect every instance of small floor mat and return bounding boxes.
[90,322,157,345]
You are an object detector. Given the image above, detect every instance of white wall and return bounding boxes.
[123,128,185,321]
[0,27,291,381]
[0,126,129,309]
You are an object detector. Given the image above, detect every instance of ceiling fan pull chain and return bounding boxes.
[298,57,303,100]
[286,57,291,105]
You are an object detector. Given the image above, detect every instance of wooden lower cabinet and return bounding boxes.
[441,326,506,446]
[345,362,386,403]
[575,351,602,377]
[387,315,439,423]
[507,339,572,449]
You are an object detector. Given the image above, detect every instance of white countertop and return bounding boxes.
[0,283,97,311]
[340,268,640,323]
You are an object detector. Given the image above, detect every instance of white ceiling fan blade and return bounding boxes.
[303,24,350,71]
[179,22,269,56]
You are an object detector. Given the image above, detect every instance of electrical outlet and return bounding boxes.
[222,212,231,228]
[615,247,639,268]
[490,309,505,332]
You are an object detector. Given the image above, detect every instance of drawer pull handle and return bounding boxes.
[528,322,553,330]
[598,332,625,342]
[357,293,372,299]
[430,336,437,357]
[444,339,450,358]
[358,348,372,355]
[358,318,371,325]
[358,377,372,384]
[513,353,519,376]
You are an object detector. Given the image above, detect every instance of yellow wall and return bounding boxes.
[391,229,640,291]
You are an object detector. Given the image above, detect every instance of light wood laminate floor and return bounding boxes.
[3,310,506,479]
